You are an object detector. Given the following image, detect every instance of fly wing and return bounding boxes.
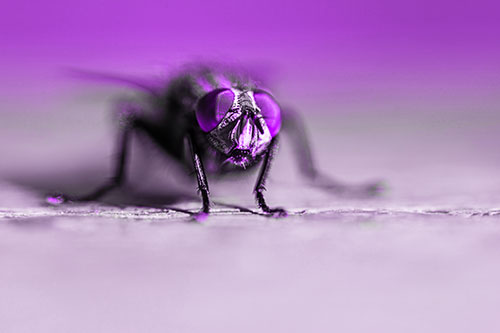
[64,68,164,96]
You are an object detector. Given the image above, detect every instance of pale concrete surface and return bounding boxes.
[1,98,500,332]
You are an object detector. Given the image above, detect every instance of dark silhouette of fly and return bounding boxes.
[49,64,382,218]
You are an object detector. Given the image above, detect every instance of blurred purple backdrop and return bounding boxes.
[1,0,499,110]
[1,0,500,188]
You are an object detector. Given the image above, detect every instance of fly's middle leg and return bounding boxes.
[47,103,138,204]
[282,107,384,197]
[78,124,131,201]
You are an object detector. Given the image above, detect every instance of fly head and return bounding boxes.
[195,88,282,168]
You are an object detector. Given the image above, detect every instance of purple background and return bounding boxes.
[2,0,499,191]
[1,0,499,111]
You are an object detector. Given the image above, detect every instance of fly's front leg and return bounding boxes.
[187,132,210,217]
[282,107,384,197]
[254,136,287,217]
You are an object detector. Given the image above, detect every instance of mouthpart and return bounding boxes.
[228,149,252,168]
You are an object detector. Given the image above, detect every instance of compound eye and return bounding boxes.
[195,89,235,132]
[254,92,281,137]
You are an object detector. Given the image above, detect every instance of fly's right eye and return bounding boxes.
[254,91,281,137]
[195,89,235,132]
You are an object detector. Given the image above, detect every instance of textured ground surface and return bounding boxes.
[2,102,500,332]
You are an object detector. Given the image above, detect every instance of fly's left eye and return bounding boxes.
[254,92,281,137]
[195,89,235,132]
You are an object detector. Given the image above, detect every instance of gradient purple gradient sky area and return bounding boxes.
[1,0,499,111]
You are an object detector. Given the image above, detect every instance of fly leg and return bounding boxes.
[282,108,384,197]
[254,136,287,217]
[187,132,211,218]
[47,104,136,204]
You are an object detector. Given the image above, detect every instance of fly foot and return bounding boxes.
[256,191,287,218]
[46,193,70,205]
[193,211,209,222]
[192,203,210,222]
[353,180,386,197]
[263,207,288,218]
[311,173,386,198]
[366,181,386,196]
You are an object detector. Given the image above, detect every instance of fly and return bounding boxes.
[48,64,382,218]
